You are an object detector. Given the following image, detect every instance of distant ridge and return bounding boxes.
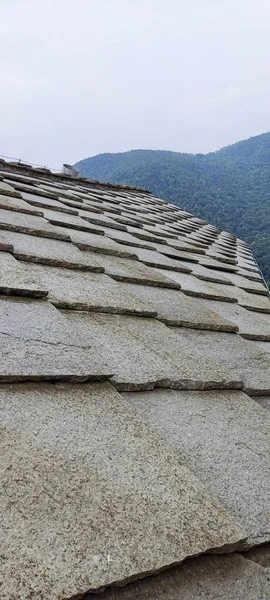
[75,133,270,285]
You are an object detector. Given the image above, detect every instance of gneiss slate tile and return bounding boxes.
[0,230,104,271]
[126,246,196,273]
[21,191,80,215]
[124,389,270,547]
[89,551,270,600]
[19,262,157,316]
[0,181,21,198]
[119,283,238,332]
[159,270,238,302]
[51,226,137,258]
[0,208,70,240]
[0,194,44,216]
[94,253,182,288]
[198,298,270,340]
[0,252,48,298]
[64,312,243,391]
[229,286,270,313]
[0,382,245,599]
[171,327,270,395]
[0,297,113,382]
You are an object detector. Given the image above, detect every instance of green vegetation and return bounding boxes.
[75,133,270,286]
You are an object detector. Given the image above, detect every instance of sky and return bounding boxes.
[1,0,270,170]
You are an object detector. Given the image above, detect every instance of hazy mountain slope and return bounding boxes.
[75,133,270,284]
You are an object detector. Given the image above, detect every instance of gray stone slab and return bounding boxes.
[0,208,70,240]
[64,312,243,391]
[198,298,270,340]
[230,286,270,313]
[92,254,181,288]
[225,272,268,295]
[0,194,44,216]
[51,226,137,258]
[242,544,270,567]
[102,227,154,249]
[180,260,234,284]
[198,255,238,272]
[126,246,198,272]
[87,553,270,600]
[40,207,108,232]
[159,270,237,302]
[81,209,128,231]
[0,230,104,271]
[0,297,113,382]
[21,191,80,214]
[171,327,270,395]
[0,181,21,197]
[120,283,238,332]
[19,262,157,315]
[0,382,245,599]
[168,238,206,254]
[0,251,48,298]
[124,389,270,546]
[251,396,270,412]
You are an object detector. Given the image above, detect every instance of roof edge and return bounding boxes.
[0,159,151,194]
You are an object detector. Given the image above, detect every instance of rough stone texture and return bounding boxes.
[84,553,270,600]
[0,230,105,271]
[0,297,113,382]
[119,283,238,332]
[127,246,197,272]
[124,389,270,546]
[21,190,80,214]
[159,269,238,301]
[0,180,21,197]
[198,298,270,340]
[242,544,270,567]
[0,382,245,599]
[64,312,243,391]
[230,286,270,313]
[171,327,270,395]
[52,225,137,258]
[251,396,270,412]
[0,252,48,298]
[181,260,234,284]
[93,253,181,288]
[224,272,268,295]
[0,207,70,240]
[102,226,154,249]
[0,194,43,215]
[18,262,157,315]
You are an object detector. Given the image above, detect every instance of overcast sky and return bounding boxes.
[1,0,270,169]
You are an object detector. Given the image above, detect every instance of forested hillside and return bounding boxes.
[75,133,270,285]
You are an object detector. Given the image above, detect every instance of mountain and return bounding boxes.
[75,133,270,285]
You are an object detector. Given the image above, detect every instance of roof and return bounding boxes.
[0,161,269,600]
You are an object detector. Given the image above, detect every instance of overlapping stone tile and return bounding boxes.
[51,226,137,258]
[159,270,238,302]
[0,230,104,271]
[0,180,21,197]
[64,312,243,391]
[126,246,196,272]
[171,327,270,394]
[198,298,270,340]
[119,283,238,332]
[229,286,270,313]
[0,381,246,599]
[0,208,70,240]
[0,194,44,216]
[0,251,48,298]
[0,297,113,382]
[19,262,157,315]
[90,553,270,600]
[21,191,80,214]
[95,253,181,288]
[124,388,270,545]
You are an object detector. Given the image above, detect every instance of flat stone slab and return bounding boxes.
[127,246,199,272]
[0,194,43,215]
[21,191,80,214]
[93,254,181,288]
[120,283,238,332]
[171,327,270,395]
[124,389,270,546]
[19,262,157,316]
[51,225,137,258]
[0,208,70,240]
[225,272,268,295]
[0,181,21,197]
[198,298,270,340]
[0,230,105,271]
[159,269,238,302]
[102,227,154,249]
[251,396,270,412]
[230,286,270,313]
[87,553,270,600]
[0,381,245,599]
[64,312,243,391]
[0,251,48,298]
[0,297,113,382]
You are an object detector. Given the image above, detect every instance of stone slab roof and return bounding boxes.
[0,161,269,600]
